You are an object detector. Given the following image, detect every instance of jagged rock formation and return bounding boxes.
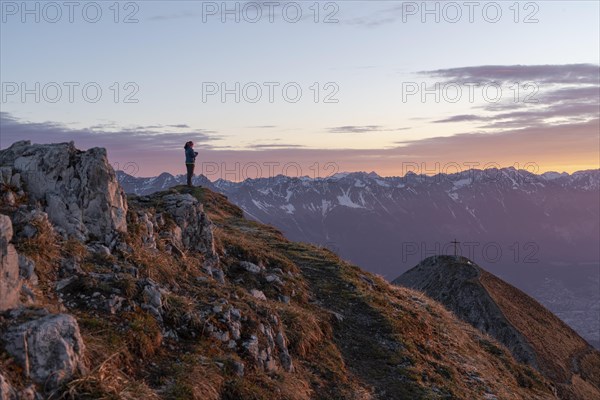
[0,215,20,311]
[0,141,127,245]
[394,255,600,400]
[128,191,223,282]
[0,142,571,399]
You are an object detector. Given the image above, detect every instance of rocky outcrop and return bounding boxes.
[242,322,294,373]
[2,312,86,390]
[130,191,222,281]
[160,193,219,262]
[0,215,20,311]
[140,278,167,323]
[0,141,127,244]
[201,301,294,374]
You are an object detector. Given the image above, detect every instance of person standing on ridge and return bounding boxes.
[184,141,198,187]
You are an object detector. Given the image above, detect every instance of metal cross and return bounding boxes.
[451,239,460,257]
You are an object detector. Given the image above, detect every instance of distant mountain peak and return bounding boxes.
[394,256,600,399]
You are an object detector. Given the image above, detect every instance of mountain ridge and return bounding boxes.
[117,167,600,349]
[393,255,600,400]
[0,140,568,399]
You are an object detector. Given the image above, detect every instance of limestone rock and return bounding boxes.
[0,141,127,244]
[160,195,217,254]
[239,261,262,274]
[276,331,294,372]
[265,274,283,285]
[18,255,38,285]
[158,192,221,276]
[250,289,267,301]
[11,208,53,240]
[232,360,245,377]
[139,278,167,322]
[242,335,259,361]
[2,313,86,389]
[0,214,21,311]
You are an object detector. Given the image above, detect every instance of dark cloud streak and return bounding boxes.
[328,125,409,133]
[420,64,600,85]
[0,112,222,152]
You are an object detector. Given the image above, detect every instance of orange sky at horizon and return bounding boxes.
[104,118,600,180]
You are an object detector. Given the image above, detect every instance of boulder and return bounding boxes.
[2,313,86,389]
[239,261,262,274]
[250,289,267,301]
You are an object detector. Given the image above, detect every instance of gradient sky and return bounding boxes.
[1,1,599,179]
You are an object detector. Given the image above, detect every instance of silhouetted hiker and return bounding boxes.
[184,141,198,186]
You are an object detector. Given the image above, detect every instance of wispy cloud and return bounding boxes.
[246,143,305,149]
[433,115,482,123]
[422,64,600,130]
[0,112,222,152]
[328,125,409,133]
[1,112,597,177]
[420,64,600,85]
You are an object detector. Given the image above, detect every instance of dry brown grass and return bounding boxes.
[62,238,88,261]
[162,293,202,336]
[215,225,297,274]
[0,347,27,394]
[220,372,313,400]
[198,190,555,399]
[51,351,160,400]
[161,352,224,400]
[122,214,204,287]
[280,241,555,399]
[124,312,163,358]
[2,185,567,399]
[278,305,330,358]
[363,277,554,399]
[46,311,160,400]
[480,270,600,398]
[11,215,64,311]
[188,187,244,223]
[15,216,61,278]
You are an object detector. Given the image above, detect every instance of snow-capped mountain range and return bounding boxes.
[118,167,599,278]
[118,167,600,348]
[117,166,600,265]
